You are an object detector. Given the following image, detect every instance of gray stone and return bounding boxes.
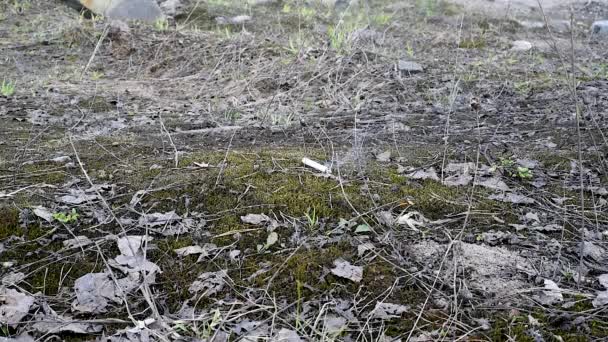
[591,20,608,36]
[398,60,423,74]
[518,20,570,33]
[511,40,533,52]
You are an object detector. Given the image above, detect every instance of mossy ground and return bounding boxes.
[1,0,607,340]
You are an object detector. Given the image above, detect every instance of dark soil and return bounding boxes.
[1,0,607,341]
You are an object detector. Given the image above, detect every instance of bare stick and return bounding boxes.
[81,23,110,80]
[568,9,586,287]
[159,114,179,168]
[214,129,236,189]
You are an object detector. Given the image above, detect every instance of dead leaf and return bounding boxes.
[357,242,375,257]
[32,206,54,223]
[528,314,540,326]
[33,303,102,334]
[111,237,162,279]
[488,193,535,204]
[323,315,347,335]
[138,211,181,227]
[375,211,394,226]
[407,168,439,181]
[189,270,228,296]
[580,241,606,262]
[477,177,510,191]
[331,259,363,283]
[271,328,303,342]
[444,173,473,187]
[539,279,563,305]
[1,273,25,286]
[174,244,217,258]
[0,287,34,327]
[266,232,278,246]
[396,211,427,231]
[241,213,271,225]
[63,236,93,249]
[599,274,608,288]
[592,291,608,308]
[0,334,34,342]
[370,302,409,319]
[58,189,99,204]
[593,274,608,308]
[72,273,123,314]
[116,236,150,257]
[376,150,391,162]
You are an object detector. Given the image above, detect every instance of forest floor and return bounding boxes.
[1,0,608,341]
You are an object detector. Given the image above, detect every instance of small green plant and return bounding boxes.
[172,321,193,335]
[219,27,233,39]
[11,0,31,13]
[90,71,104,81]
[416,0,438,16]
[53,208,79,223]
[458,37,486,49]
[270,112,294,126]
[304,207,318,230]
[372,13,392,26]
[328,24,351,52]
[200,309,222,339]
[298,6,315,20]
[516,166,533,179]
[1,79,15,97]
[286,36,301,55]
[295,279,303,330]
[286,33,310,56]
[494,158,533,180]
[406,42,415,58]
[513,81,531,95]
[224,110,240,123]
[282,3,292,13]
[154,18,169,31]
[500,158,515,168]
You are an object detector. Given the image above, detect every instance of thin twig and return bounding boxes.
[82,23,109,79]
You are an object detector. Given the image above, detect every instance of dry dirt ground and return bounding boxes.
[1,0,608,341]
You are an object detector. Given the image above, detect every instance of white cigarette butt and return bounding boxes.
[302,157,330,174]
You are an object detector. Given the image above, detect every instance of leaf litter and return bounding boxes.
[1,0,607,340]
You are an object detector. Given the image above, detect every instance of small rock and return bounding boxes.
[550,20,571,33]
[519,20,570,33]
[518,20,544,30]
[215,15,252,25]
[591,20,608,37]
[510,40,532,52]
[398,60,423,74]
[376,150,391,162]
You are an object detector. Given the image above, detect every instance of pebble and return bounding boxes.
[510,40,533,52]
[518,19,570,33]
[397,60,423,74]
[591,20,608,37]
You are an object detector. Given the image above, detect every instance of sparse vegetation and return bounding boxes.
[52,208,79,223]
[154,17,170,31]
[1,79,15,97]
[0,0,606,340]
